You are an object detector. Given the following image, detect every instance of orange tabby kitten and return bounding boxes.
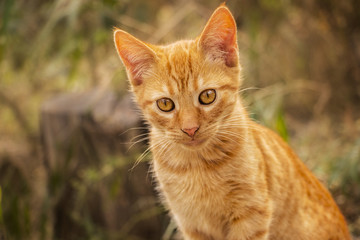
[114,5,351,240]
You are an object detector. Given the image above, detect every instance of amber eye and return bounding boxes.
[199,89,216,105]
[156,98,175,112]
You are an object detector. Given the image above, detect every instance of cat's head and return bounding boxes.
[114,5,242,149]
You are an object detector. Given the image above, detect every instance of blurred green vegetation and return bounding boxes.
[0,0,359,239]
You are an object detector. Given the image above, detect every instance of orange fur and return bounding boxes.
[114,5,351,240]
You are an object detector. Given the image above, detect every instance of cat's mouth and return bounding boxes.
[182,138,206,146]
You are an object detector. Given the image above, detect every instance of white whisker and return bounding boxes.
[127,136,150,151]
[118,126,148,136]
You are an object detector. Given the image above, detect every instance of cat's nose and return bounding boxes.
[182,126,199,138]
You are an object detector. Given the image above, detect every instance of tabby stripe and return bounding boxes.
[230,206,269,224]
[249,229,267,239]
[219,84,238,91]
[142,100,153,108]
[167,78,175,95]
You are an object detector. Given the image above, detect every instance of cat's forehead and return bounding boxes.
[146,40,232,99]
[161,40,197,71]
[156,40,203,93]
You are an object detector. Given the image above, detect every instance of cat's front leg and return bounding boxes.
[175,219,218,240]
[171,216,209,240]
[180,229,213,240]
[225,207,271,240]
[226,222,270,240]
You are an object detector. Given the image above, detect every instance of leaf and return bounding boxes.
[275,107,289,142]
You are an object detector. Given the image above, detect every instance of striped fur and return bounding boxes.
[114,5,351,240]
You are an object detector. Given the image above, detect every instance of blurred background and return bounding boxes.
[0,0,359,239]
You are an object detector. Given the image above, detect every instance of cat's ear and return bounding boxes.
[198,5,238,67]
[114,29,156,86]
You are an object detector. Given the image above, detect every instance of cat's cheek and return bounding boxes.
[212,99,235,121]
[145,108,176,129]
[199,104,218,114]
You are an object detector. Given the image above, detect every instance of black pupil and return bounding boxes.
[205,90,213,99]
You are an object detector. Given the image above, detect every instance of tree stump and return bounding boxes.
[40,89,168,240]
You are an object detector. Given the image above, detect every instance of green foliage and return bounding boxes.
[246,84,288,141]
[275,107,289,142]
[0,0,14,62]
[328,138,360,192]
[0,162,31,240]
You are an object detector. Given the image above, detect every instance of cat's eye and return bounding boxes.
[156,98,175,112]
[199,89,216,105]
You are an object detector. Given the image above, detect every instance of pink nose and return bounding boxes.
[182,126,199,138]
